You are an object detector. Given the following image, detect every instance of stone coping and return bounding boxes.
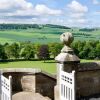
[0,68,56,79]
[42,71,56,79]
[0,68,41,74]
[78,62,100,72]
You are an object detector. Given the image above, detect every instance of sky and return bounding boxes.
[0,0,100,27]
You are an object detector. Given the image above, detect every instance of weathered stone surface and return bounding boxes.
[60,32,74,46]
[0,68,41,73]
[78,62,100,71]
[0,68,56,100]
[54,85,60,100]
[21,75,35,92]
[55,32,80,63]
[12,92,51,100]
[77,62,100,98]
[55,52,80,63]
[36,73,56,100]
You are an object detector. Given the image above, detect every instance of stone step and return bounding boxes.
[12,92,50,100]
[44,96,51,100]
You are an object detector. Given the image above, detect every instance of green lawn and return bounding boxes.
[81,59,100,62]
[0,60,57,74]
[0,60,100,74]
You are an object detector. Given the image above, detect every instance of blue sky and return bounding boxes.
[0,0,100,27]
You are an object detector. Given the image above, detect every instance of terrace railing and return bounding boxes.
[1,75,12,100]
[60,70,75,100]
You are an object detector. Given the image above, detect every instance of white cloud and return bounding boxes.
[0,17,34,24]
[68,18,88,24]
[93,11,100,15]
[67,1,88,25]
[96,11,100,14]
[92,0,99,5]
[35,4,62,15]
[32,17,49,24]
[77,19,87,24]
[0,0,33,10]
[67,0,88,13]
[31,17,64,25]
[70,13,85,18]
[0,0,62,23]
[0,0,35,18]
[0,0,62,16]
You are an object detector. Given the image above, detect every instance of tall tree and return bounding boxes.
[49,43,63,58]
[0,44,7,60]
[5,43,20,59]
[38,45,50,62]
[96,43,100,59]
[20,44,34,60]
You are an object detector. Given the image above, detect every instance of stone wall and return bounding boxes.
[54,62,100,99]
[77,70,100,97]
[54,85,60,100]
[0,68,41,94]
[3,72,36,93]
[77,62,100,98]
[0,68,56,100]
[36,72,56,100]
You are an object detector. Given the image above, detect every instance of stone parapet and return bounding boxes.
[54,85,60,100]
[0,68,41,74]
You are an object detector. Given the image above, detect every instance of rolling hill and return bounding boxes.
[0,24,99,44]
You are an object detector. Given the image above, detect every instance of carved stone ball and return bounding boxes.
[60,32,74,46]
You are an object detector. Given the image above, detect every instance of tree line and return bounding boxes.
[0,24,41,30]
[79,28,96,32]
[44,24,71,29]
[0,40,100,61]
[71,40,100,59]
[0,24,71,30]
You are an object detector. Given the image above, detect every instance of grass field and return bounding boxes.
[0,60,99,74]
[0,26,100,44]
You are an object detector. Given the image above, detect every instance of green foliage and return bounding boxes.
[44,24,71,29]
[38,45,50,62]
[79,28,95,32]
[20,43,35,59]
[71,40,100,59]
[0,24,100,44]
[5,43,20,59]
[34,43,41,55]
[71,41,79,56]
[0,44,7,59]
[96,43,100,58]
[48,43,63,58]
[0,40,99,60]
[0,24,40,30]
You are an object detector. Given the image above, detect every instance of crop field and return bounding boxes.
[0,26,100,44]
[0,60,99,74]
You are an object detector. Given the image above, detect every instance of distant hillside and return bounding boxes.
[79,28,96,32]
[43,24,71,29]
[0,24,99,44]
[0,24,40,30]
[0,24,71,30]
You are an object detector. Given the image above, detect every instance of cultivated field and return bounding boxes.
[0,26,100,44]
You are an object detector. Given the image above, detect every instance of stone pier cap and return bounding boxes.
[55,32,80,64]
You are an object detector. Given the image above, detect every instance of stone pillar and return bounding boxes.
[54,32,80,100]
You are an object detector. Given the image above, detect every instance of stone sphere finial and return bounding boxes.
[55,32,80,62]
[60,32,74,46]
